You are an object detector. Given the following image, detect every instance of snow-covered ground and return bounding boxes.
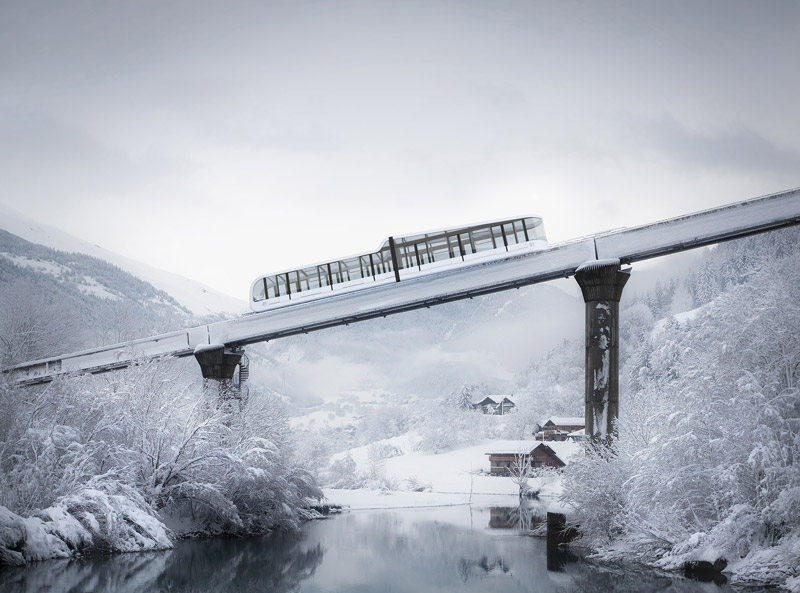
[324,435,580,511]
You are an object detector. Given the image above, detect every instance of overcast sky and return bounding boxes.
[2,0,798,299]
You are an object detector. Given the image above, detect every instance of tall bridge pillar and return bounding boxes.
[193,344,244,403]
[574,261,631,445]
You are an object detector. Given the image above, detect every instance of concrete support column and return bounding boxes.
[193,344,244,403]
[574,261,630,445]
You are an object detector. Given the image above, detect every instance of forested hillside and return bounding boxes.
[0,230,211,366]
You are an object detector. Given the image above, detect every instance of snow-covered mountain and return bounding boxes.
[0,203,245,317]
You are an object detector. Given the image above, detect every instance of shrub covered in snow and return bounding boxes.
[326,454,366,489]
[0,358,322,565]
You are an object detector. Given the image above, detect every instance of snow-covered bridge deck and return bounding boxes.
[6,187,800,385]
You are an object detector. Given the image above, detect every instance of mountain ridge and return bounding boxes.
[0,203,245,317]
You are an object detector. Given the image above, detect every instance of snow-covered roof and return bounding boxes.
[472,396,498,406]
[483,440,582,465]
[483,440,542,454]
[575,257,621,272]
[545,417,585,426]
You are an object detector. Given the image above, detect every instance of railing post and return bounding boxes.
[574,260,631,445]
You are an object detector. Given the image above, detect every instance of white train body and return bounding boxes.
[250,216,547,313]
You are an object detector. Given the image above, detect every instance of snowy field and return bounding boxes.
[323,435,579,512]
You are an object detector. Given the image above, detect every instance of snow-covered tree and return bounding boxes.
[563,230,800,590]
[0,278,79,366]
[0,356,323,564]
[451,384,476,410]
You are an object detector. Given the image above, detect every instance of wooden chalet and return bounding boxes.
[535,416,585,441]
[486,443,566,476]
[472,396,498,414]
[472,395,516,415]
[496,397,516,415]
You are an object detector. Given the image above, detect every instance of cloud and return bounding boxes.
[0,107,194,203]
[627,114,800,176]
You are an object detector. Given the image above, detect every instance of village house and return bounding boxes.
[535,416,585,441]
[472,396,498,414]
[485,442,570,475]
[566,428,586,442]
[471,395,516,415]
[495,397,516,415]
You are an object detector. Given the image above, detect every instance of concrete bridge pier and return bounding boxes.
[574,260,631,445]
[193,344,244,404]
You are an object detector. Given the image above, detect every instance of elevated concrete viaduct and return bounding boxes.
[6,187,800,443]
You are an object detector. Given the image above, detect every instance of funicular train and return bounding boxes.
[250,216,547,312]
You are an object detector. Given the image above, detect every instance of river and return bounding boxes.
[0,502,761,592]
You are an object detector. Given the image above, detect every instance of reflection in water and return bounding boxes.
[0,531,323,593]
[0,504,756,593]
[488,503,546,530]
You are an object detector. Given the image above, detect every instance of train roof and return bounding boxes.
[250,214,544,286]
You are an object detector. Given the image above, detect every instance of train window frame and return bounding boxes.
[503,222,517,245]
[471,227,494,252]
[515,219,529,242]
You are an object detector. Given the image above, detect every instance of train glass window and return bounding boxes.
[285,271,300,293]
[379,248,393,272]
[404,243,422,268]
[503,223,518,245]
[400,245,412,268]
[395,244,408,268]
[471,227,494,252]
[342,257,363,281]
[459,232,474,255]
[300,267,320,291]
[359,256,372,277]
[470,227,487,251]
[464,231,476,254]
[270,276,283,298]
[253,279,266,302]
[335,261,349,283]
[276,274,288,297]
[417,242,430,265]
[401,244,420,269]
[412,243,425,267]
[339,259,351,281]
[296,270,308,292]
[315,265,328,287]
[327,262,340,284]
[454,234,464,256]
[446,235,458,258]
[525,217,545,241]
[514,219,529,242]
[491,225,506,249]
[427,236,449,262]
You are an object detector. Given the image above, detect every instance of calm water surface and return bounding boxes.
[0,503,764,592]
